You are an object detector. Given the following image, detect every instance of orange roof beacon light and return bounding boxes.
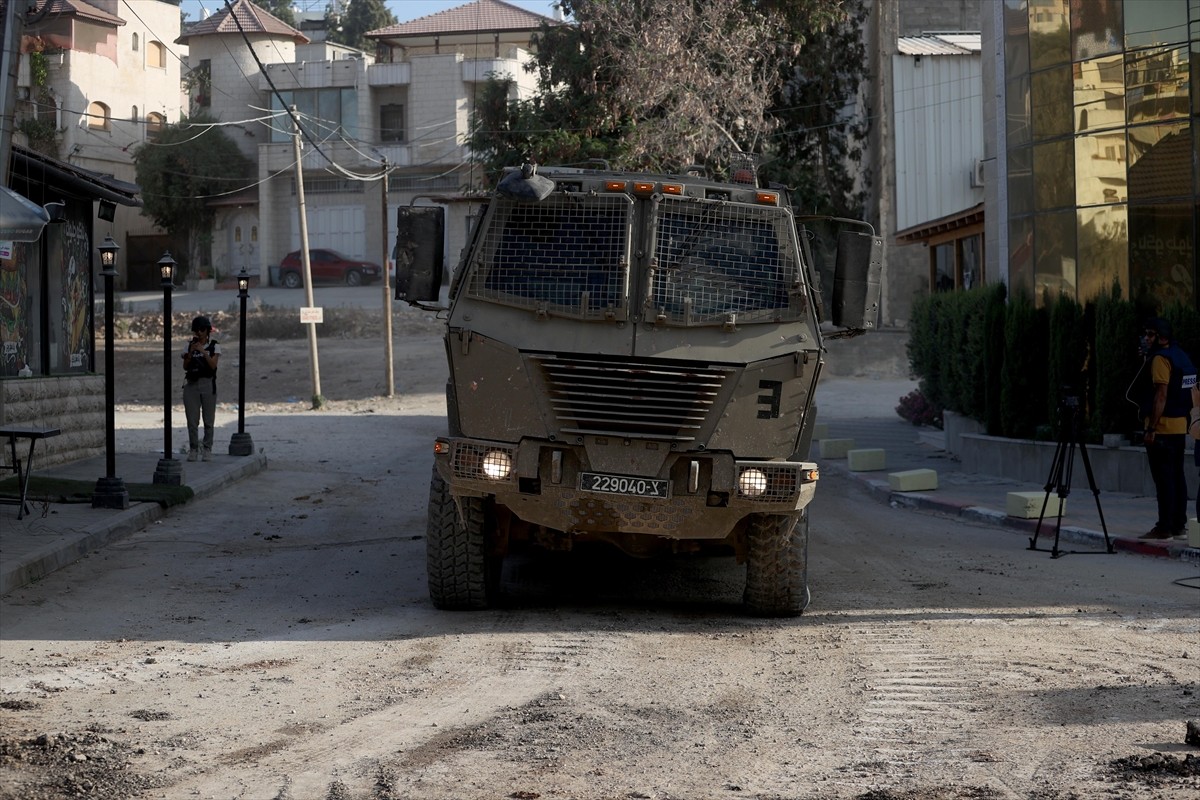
[732,168,756,185]
[605,180,628,192]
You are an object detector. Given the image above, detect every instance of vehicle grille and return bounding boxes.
[535,355,733,441]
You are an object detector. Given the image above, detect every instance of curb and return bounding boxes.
[0,453,268,596]
[0,503,167,596]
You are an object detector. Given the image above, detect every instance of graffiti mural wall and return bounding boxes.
[48,219,93,373]
[0,240,34,377]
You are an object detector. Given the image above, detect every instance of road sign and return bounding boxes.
[300,307,323,323]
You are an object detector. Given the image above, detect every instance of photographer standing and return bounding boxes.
[182,316,221,462]
[1135,317,1196,539]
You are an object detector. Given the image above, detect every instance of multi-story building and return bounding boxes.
[981,0,1197,309]
[15,0,184,283]
[1,0,182,463]
[179,0,551,285]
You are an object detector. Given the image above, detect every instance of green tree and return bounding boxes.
[467,0,852,184]
[133,115,253,278]
[760,0,870,217]
[326,0,396,52]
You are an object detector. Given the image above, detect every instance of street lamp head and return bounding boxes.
[97,235,120,275]
[237,268,250,298]
[158,251,177,289]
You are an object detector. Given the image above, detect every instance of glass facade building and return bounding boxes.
[1002,0,1198,308]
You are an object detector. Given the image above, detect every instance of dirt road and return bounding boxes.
[1,314,1198,799]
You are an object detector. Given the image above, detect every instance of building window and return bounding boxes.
[131,105,138,124]
[146,112,165,140]
[191,59,212,109]
[132,32,139,51]
[251,226,258,242]
[235,226,242,243]
[932,242,955,292]
[928,234,984,293]
[147,41,166,69]
[87,101,110,131]
[380,103,405,142]
[270,88,359,142]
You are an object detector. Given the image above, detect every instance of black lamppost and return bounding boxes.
[153,252,183,485]
[228,268,254,456]
[92,235,130,509]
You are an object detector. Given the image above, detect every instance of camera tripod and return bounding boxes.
[1028,394,1115,558]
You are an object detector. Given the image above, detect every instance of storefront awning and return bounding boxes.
[0,185,51,242]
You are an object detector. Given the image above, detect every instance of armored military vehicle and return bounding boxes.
[397,162,880,616]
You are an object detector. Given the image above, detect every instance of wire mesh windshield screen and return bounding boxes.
[467,194,632,320]
[649,197,802,325]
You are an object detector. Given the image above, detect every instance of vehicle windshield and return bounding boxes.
[648,196,803,325]
[466,194,632,320]
[464,190,805,326]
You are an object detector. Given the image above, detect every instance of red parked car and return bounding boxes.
[278,249,382,288]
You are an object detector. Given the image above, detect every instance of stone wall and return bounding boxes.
[0,376,105,468]
[960,433,1197,500]
[821,327,913,379]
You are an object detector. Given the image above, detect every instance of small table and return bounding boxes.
[0,425,62,520]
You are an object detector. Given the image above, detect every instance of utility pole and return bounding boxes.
[292,107,323,408]
[381,158,394,397]
[0,0,31,186]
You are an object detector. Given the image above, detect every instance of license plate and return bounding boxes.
[579,472,669,498]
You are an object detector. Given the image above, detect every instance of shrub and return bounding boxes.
[906,280,1198,442]
[1046,292,1086,438]
[1091,281,1141,437]
[983,283,1007,435]
[906,293,942,408]
[895,389,943,428]
[999,289,1047,439]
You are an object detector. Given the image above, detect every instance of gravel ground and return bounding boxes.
[1,313,1198,799]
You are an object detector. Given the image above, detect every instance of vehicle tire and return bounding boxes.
[281,270,302,289]
[743,509,809,617]
[344,269,363,286]
[426,468,500,610]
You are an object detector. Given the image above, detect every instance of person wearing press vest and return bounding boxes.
[1135,317,1197,539]
[182,316,221,462]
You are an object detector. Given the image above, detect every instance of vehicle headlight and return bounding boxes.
[738,468,768,497]
[481,449,513,480]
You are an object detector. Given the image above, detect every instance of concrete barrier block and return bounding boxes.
[888,468,938,491]
[819,438,854,459]
[1007,490,1064,519]
[1189,517,1199,548]
[812,422,829,441]
[847,448,886,471]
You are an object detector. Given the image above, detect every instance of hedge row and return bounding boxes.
[906,283,1199,442]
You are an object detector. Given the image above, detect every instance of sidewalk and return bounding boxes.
[0,450,266,595]
[1,378,1196,597]
[814,378,1199,564]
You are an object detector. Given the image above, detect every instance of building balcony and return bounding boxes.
[463,57,523,83]
[367,61,412,87]
[262,59,367,91]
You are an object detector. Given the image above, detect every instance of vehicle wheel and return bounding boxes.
[344,269,363,286]
[426,468,501,610]
[281,270,302,289]
[743,509,809,617]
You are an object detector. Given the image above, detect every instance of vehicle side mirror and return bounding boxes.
[831,230,882,330]
[394,206,445,305]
